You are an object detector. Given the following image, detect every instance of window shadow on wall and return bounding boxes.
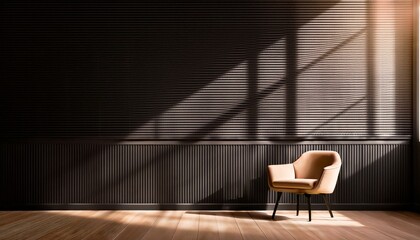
[1,0,339,140]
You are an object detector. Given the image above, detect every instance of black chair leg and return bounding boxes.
[305,194,311,222]
[322,194,334,218]
[296,194,299,216]
[272,192,282,220]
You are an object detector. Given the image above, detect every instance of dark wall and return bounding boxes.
[415,136,420,211]
[1,0,412,140]
[0,0,414,209]
[415,144,420,212]
[0,142,412,209]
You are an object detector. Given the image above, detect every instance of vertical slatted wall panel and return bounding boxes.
[0,143,411,207]
[0,0,412,140]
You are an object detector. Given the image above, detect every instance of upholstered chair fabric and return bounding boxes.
[268,150,342,221]
[268,150,341,194]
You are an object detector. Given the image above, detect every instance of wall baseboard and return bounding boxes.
[0,203,412,211]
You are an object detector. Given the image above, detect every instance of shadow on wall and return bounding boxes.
[335,144,411,207]
[0,0,340,139]
[301,144,412,208]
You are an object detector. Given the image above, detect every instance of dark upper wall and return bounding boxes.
[0,0,413,141]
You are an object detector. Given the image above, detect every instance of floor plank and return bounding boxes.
[38,211,114,240]
[282,211,348,240]
[81,210,137,240]
[380,211,420,236]
[0,210,419,240]
[141,210,183,240]
[0,211,57,240]
[248,211,294,240]
[197,211,220,240]
[344,211,419,240]
[172,211,200,240]
[114,211,159,240]
[216,211,243,240]
[273,210,321,240]
[18,211,84,240]
[0,211,37,228]
[233,211,267,240]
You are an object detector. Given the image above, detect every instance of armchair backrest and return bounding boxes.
[293,151,341,180]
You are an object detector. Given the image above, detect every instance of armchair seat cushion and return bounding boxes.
[272,178,318,190]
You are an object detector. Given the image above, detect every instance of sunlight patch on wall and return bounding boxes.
[372,1,396,136]
[295,0,368,137]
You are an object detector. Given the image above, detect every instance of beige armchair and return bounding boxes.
[268,150,341,221]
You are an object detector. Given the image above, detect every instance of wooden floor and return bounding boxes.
[0,210,420,240]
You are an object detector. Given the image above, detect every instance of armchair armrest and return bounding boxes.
[312,165,341,194]
[268,164,295,182]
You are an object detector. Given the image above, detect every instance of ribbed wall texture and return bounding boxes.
[0,1,414,209]
[0,0,413,140]
[0,143,411,207]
